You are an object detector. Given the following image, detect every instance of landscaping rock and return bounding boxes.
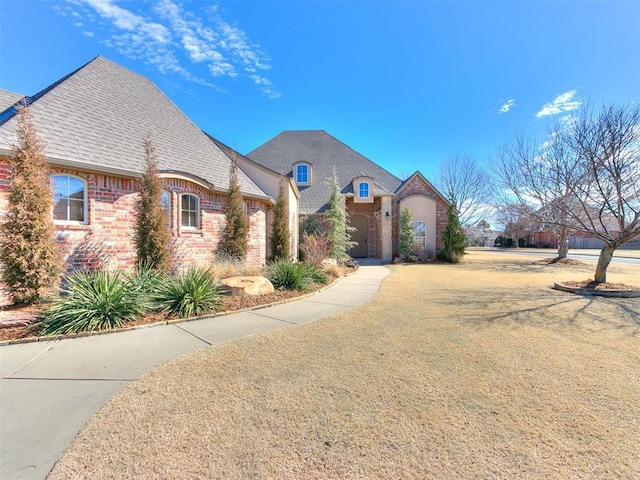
[221,276,275,296]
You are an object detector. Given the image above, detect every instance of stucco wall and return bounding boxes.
[237,157,299,260]
[399,195,437,257]
[392,174,448,257]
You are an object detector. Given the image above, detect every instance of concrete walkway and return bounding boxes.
[0,264,390,480]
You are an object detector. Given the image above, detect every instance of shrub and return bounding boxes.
[324,170,357,259]
[439,202,466,263]
[303,262,328,285]
[210,256,246,279]
[133,137,171,272]
[267,260,312,291]
[322,263,342,278]
[269,176,291,262]
[126,261,167,306]
[300,214,324,236]
[299,232,329,266]
[155,267,223,318]
[38,270,146,335]
[0,102,62,304]
[398,207,414,259]
[210,256,265,279]
[218,155,248,261]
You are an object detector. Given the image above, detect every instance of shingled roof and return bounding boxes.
[246,130,402,213]
[0,56,267,199]
[0,89,23,113]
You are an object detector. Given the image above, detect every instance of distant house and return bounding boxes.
[247,130,449,260]
[0,56,298,274]
[528,230,640,250]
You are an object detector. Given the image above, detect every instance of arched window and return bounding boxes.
[181,194,199,228]
[52,174,87,223]
[296,164,309,184]
[161,190,172,228]
[412,221,426,255]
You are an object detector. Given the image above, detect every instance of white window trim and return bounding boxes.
[358,181,370,199]
[295,164,310,185]
[161,190,172,229]
[412,221,427,253]
[180,193,200,229]
[51,174,88,225]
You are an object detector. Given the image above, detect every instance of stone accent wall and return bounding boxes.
[0,157,268,279]
[392,175,448,256]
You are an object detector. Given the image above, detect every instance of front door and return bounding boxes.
[350,216,368,257]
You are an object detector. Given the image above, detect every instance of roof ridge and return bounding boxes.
[0,56,101,126]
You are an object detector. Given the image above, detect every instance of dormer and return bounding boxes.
[353,176,374,203]
[293,162,312,186]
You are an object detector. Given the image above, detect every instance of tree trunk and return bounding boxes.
[594,245,616,283]
[557,230,568,258]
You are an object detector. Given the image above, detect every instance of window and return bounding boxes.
[412,221,426,255]
[52,174,86,223]
[296,164,309,184]
[358,182,369,198]
[161,190,171,228]
[181,194,199,228]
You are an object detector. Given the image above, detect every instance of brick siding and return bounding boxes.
[0,157,268,280]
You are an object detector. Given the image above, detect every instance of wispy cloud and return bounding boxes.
[498,99,515,114]
[61,0,280,98]
[536,90,581,118]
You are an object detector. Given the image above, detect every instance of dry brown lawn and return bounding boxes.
[49,252,640,479]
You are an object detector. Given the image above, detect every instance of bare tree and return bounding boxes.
[558,104,640,282]
[436,153,494,226]
[494,131,583,258]
[497,203,532,248]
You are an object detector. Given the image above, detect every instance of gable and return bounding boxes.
[395,171,450,207]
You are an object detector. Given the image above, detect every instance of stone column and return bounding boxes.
[380,195,392,261]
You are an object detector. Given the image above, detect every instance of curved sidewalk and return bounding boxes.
[0,264,390,480]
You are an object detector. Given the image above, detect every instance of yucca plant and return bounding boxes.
[303,262,328,285]
[267,260,312,291]
[38,270,147,335]
[154,267,223,318]
[126,261,167,309]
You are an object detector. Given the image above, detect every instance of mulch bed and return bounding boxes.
[536,257,586,266]
[560,279,640,291]
[0,269,354,343]
[553,279,640,298]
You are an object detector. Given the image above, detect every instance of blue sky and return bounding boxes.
[1,0,638,181]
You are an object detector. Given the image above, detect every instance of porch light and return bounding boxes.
[385,211,390,219]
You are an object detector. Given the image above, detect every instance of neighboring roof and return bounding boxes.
[246,130,402,213]
[0,89,23,112]
[0,56,267,199]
